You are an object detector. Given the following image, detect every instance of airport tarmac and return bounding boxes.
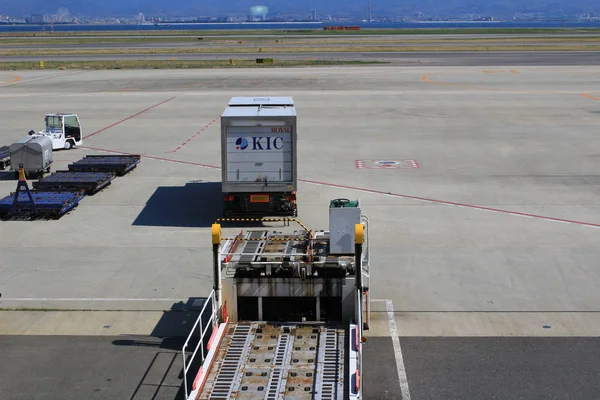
[1,65,600,398]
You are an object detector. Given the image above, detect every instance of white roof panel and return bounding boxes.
[228,96,294,106]
[222,96,296,118]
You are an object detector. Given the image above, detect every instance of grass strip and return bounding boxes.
[2,36,600,46]
[2,44,600,56]
[0,59,387,70]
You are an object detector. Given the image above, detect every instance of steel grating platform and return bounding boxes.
[68,155,141,176]
[198,323,346,400]
[0,190,85,219]
[32,171,115,195]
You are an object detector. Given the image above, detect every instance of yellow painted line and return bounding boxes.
[423,71,600,104]
[421,71,560,95]
[482,70,505,74]
[103,87,141,92]
[0,74,21,85]
[580,93,600,101]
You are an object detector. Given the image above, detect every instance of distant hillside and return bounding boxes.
[2,0,600,18]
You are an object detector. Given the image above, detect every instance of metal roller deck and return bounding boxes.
[68,155,141,176]
[32,171,115,195]
[0,190,85,219]
[198,323,346,400]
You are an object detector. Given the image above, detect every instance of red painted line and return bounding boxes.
[300,178,600,228]
[79,145,219,169]
[79,145,600,229]
[83,96,176,140]
[167,116,219,153]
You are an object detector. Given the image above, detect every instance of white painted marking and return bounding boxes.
[386,299,412,400]
[0,297,182,302]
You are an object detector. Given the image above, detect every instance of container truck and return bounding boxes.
[220,97,297,217]
[182,199,370,400]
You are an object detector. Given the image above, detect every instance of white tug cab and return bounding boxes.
[29,113,83,150]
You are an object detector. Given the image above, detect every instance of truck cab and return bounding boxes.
[30,113,83,150]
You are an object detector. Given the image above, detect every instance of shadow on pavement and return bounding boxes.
[132,181,223,228]
[112,297,215,400]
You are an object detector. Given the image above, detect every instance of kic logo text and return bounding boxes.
[235,136,284,151]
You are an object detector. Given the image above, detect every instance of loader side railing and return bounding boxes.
[182,289,218,399]
[349,287,364,399]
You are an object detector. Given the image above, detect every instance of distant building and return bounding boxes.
[27,14,45,24]
[312,9,317,20]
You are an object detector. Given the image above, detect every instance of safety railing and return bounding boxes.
[361,214,371,286]
[360,214,371,331]
[350,287,364,398]
[182,289,218,400]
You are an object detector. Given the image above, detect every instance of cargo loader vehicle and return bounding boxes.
[220,97,297,217]
[182,198,370,400]
[28,113,83,150]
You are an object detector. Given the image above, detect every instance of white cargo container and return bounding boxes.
[220,97,297,216]
[9,135,53,178]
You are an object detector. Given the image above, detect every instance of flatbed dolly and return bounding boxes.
[0,166,85,220]
[32,171,115,195]
[68,155,141,176]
